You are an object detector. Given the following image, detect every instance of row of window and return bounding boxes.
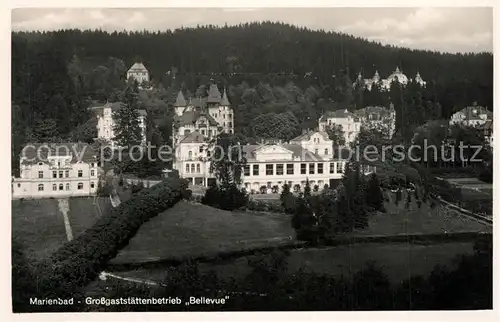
[244,180,325,189]
[37,182,95,191]
[185,163,202,174]
[243,162,344,176]
[38,169,95,179]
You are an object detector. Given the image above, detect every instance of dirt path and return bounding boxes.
[57,198,73,241]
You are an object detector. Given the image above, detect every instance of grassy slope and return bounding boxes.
[68,197,112,237]
[351,192,491,237]
[12,199,67,261]
[110,201,296,264]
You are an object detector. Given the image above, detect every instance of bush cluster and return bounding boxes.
[201,183,248,211]
[36,177,189,299]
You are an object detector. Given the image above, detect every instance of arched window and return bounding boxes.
[52,184,57,191]
[191,164,195,173]
[325,148,329,155]
[196,164,201,173]
[38,184,44,191]
[59,184,64,191]
[66,183,70,190]
[77,182,83,190]
[185,164,190,173]
[188,151,193,159]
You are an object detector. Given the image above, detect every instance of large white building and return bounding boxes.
[354,67,426,91]
[354,104,396,139]
[449,104,493,127]
[318,109,362,145]
[12,143,101,199]
[174,130,368,192]
[127,62,149,84]
[172,82,234,148]
[90,102,147,148]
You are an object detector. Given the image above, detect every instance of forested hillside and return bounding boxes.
[11,22,493,173]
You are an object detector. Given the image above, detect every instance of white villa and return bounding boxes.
[172,82,234,148]
[354,104,396,139]
[449,104,493,127]
[127,62,149,84]
[12,143,101,199]
[174,129,369,192]
[354,67,426,91]
[90,102,147,148]
[318,109,362,145]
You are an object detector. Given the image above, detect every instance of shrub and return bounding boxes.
[201,183,248,211]
[293,184,301,193]
[260,186,267,194]
[38,177,188,299]
[313,184,319,192]
[272,185,279,194]
[323,184,329,190]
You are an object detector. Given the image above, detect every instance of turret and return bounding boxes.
[174,91,187,116]
[220,88,230,106]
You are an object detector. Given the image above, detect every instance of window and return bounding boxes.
[38,171,44,179]
[91,163,95,168]
[244,165,250,176]
[91,170,95,176]
[325,148,329,155]
[330,163,335,174]
[59,184,64,191]
[17,183,20,188]
[286,164,294,175]
[77,182,83,190]
[267,182,272,188]
[38,184,44,191]
[186,164,190,173]
[58,161,61,167]
[91,182,95,189]
[337,162,344,174]
[52,171,57,178]
[78,170,83,177]
[59,171,63,178]
[276,164,284,175]
[66,183,70,190]
[201,129,205,136]
[309,163,315,174]
[253,164,259,176]
[191,164,195,173]
[196,164,201,173]
[188,151,193,159]
[65,170,69,178]
[266,164,274,175]
[300,163,306,174]
[318,163,324,174]
[52,184,57,191]
[228,122,232,128]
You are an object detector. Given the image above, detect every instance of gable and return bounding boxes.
[254,145,294,161]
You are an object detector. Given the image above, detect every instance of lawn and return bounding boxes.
[68,197,111,237]
[350,190,491,237]
[110,201,296,265]
[12,199,67,261]
[112,241,476,285]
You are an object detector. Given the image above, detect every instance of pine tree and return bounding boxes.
[366,173,384,212]
[112,85,143,148]
[303,178,312,198]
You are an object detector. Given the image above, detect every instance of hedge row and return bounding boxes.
[39,177,189,298]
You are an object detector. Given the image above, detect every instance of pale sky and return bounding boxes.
[11,7,493,53]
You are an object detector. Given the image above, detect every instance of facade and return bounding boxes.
[172,82,234,148]
[449,104,493,127]
[174,130,373,192]
[354,104,396,139]
[477,120,493,147]
[354,67,426,91]
[318,109,362,145]
[127,62,149,84]
[12,143,101,199]
[90,102,147,147]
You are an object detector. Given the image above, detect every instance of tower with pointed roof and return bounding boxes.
[174,91,187,116]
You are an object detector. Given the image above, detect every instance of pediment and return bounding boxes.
[254,144,293,156]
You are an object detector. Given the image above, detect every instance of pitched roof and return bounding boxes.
[20,143,99,165]
[178,131,206,144]
[355,106,394,118]
[128,62,148,73]
[220,88,231,106]
[206,83,222,103]
[321,109,360,121]
[174,91,187,107]
[241,144,325,162]
[290,131,330,142]
[173,109,219,127]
